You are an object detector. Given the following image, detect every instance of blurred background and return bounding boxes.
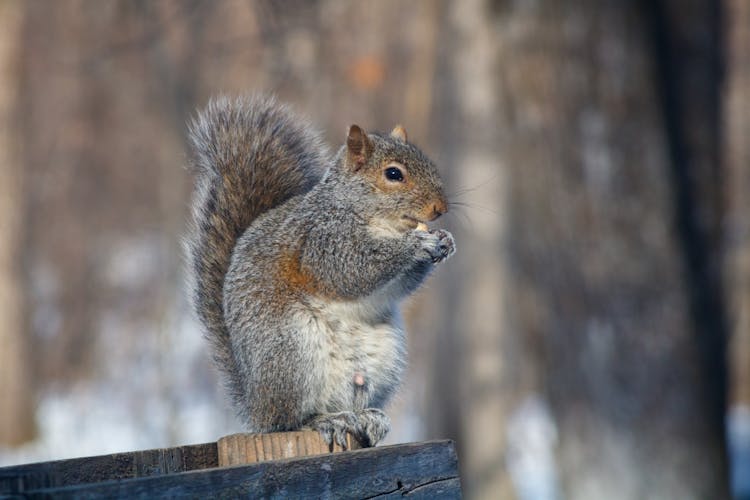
[0,1,748,499]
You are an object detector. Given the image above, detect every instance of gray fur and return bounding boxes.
[185,94,455,447]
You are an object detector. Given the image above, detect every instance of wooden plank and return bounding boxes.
[217,430,360,466]
[21,440,461,499]
[0,442,217,494]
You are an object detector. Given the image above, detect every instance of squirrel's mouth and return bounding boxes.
[402,215,429,232]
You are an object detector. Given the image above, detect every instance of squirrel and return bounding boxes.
[185,94,455,448]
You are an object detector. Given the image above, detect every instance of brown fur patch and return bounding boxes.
[276,248,342,299]
[277,248,315,293]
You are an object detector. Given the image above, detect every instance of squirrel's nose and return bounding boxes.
[430,199,448,220]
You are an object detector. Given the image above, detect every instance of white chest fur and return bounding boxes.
[298,293,407,413]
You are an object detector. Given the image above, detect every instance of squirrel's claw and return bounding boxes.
[434,229,456,262]
[306,408,391,450]
[307,411,358,450]
[417,228,456,264]
[355,408,390,447]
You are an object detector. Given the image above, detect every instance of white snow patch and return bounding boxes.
[506,395,561,500]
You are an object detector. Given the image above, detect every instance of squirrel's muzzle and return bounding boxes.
[429,198,448,220]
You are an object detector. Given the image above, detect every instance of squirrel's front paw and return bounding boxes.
[417,229,456,264]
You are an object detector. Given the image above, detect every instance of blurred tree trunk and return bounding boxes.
[725,0,750,421]
[646,0,727,452]
[499,1,728,499]
[724,0,750,497]
[0,0,35,446]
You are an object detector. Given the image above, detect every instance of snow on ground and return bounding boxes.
[0,294,240,466]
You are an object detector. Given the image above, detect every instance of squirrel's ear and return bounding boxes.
[390,125,407,142]
[346,124,372,170]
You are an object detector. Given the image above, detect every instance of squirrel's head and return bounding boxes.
[342,124,448,233]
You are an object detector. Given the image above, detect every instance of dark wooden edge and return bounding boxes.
[0,441,218,494]
[20,440,461,499]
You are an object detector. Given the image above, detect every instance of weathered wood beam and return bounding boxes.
[13,440,460,499]
[0,442,218,494]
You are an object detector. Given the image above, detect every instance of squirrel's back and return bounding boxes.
[186,95,329,402]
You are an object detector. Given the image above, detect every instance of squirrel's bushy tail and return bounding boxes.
[186,95,328,403]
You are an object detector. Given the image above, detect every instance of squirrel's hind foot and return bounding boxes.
[355,408,390,447]
[307,411,358,450]
[306,408,390,450]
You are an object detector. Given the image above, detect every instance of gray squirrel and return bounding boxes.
[186,95,455,448]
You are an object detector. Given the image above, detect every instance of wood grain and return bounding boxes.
[217,430,360,466]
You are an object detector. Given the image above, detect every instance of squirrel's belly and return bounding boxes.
[298,298,407,413]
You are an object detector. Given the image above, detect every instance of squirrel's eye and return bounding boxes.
[384,166,404,182]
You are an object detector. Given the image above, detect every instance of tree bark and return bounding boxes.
[0,0,35,446]
[724,1,750,497]
[498,1,728,498]
[725,0,750,416]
